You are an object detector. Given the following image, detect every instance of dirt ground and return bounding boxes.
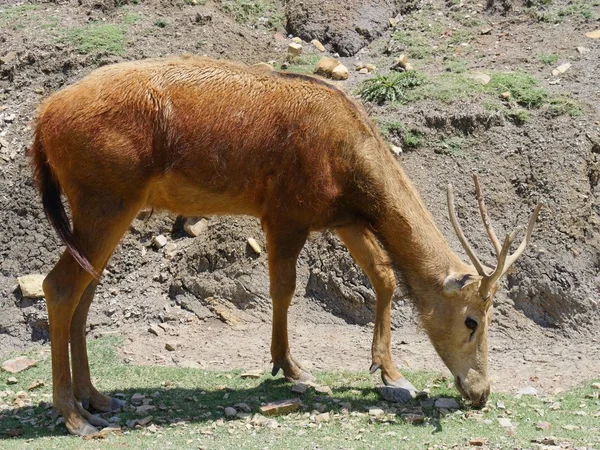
[0,0,599,396]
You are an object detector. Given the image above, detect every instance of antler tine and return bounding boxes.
[447,183,488,277]
[479,226,522,296]
[499,202,543,277]
[472,174,502,255]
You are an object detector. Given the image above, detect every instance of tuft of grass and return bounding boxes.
[276,54,320,74]
[122,12,141,25]
[405,72,485,104]
[538,53,559,65]
[504,108,531,124]
[358,71,427,105]
[487,71,548,108]
[445,59,468,73]
[64,24,126,55]
[379,120,424,149]
[546,96,582,118]
[218,0,282,29]
[0,4,41,30]
[436,136,466,155]
[154,17,168,28]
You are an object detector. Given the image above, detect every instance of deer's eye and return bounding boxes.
[465,318,478,330]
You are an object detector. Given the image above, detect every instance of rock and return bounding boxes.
[183,217,208,237]
[331,64,349,80]
[592,382,600,389]
[401,413,425,424]
[314,56,340,77]
[480,27,492,35]
[390,145,402,156]
[516,386,537,396]
[291,383,308,394]
[152,234,167,249]
[552,63,571,76]
[434,398,460,410]
[2,357,38,374]
[247,238,262,255]
[0,51,17,65]
[165,342,177,351]
[354,62,364,70]
[137,416,152,426]
[404,62,414,72]
[292,37,302,43]
[126,419,138,428]
[27,379,44,391]
[130,393,146,404]
[378,385,416,403]
[389,16,400,28]
[7,377,17,384]
[315,412,330,423]
[234,402,251,413]
[470,437,487,446]
[536,421,552,430]
[585,29,600,39]
[391,54,409,71]
[240,370,263,379]
[17,274,46,298]
[163,242,178,258]
[466,72,491,85]
[501,91,511,99]
[364,63,376,72]
[148,324,163,336]
[135,404,156,415]
[496,400,505,409]
[311,39,325,52]
[497,417,513,427]
[224,406,237,418]
[259,398,301,416]
[531,437,558,445]
[287,42,303,58]
[4,114,15,123]
[576,46,590,54]
[314,385,332,395]
[368,407,385,418]
[358,68,369,74]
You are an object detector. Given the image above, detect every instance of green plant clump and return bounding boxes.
[538,53,559,65]
[358,71,426,105]
[488,72,548,108]
[64,24,126,55]
[219,0,282,29]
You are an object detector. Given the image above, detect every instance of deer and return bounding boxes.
[29,55,541,436]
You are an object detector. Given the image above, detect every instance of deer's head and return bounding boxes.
[420,175,542,407]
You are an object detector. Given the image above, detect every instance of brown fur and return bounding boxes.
[31,56,495,436]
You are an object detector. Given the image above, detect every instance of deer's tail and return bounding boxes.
[28,130,98,278]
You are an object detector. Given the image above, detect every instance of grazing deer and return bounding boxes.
[29,56,541,436]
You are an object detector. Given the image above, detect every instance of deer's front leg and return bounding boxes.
[265,223,312,383]
[337,225,416,393]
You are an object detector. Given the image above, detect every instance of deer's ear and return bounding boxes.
[443,273,482,295]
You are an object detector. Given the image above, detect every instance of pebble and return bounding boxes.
[311,39,325,52]
[287,42,302,58]
[135,404,156,415]
[247,238,262,255]
[501,91,511,99]
[368,407,385,418]
[7,377,17,385]
[240,370,263,379]
[480,26,492,35]
[470,437,487,446]
[27,380,44,391]
[331,64,349,80]
[516,386,537,396]
[552,63,571,76]
[291,383,308,395]
[234,402,251,413]
[576,46,590,54]
[224,406,237,418]
[315,56,341,77]
[152,234,167,249]
[17,274,46,298]
[585,29,600,39]
[466,72,491,85]
[536,421,552,430]
[314,385,332,395]
[259,398,301,416]
[390,145,402,156]
[434,397,460,410]
[497,417,513,427]
[165,342,177,351]
[2,357,38,374]
[183,217,208,237]
[315,412,330,423]
[291,37,302,43]
[364,63,376,72]
[359,67,369,74]
[130,393,145,404]
[378,385,415,403]
[148,324,163,336]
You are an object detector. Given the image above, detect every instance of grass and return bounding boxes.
[63,24,126,55]
[218,0,282,30]
[154,17,168,28]
[0,337,598,449]
[378,120,423,149]
[276,54,321,74]
[487,71,548,108]
[436,136,466,155]
[0,4,41,30]
[538,53,559,65]
[528,0,598,22]
[358,72,426,105]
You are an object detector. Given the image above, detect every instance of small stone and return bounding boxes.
[247,238,262,255]
[368,407,385,418]
[311,39,325,52]
[152,234,167,249]
[17,274,46,298]
[585,29,600,39]
[4,114,15,122]
[466,72,491,85]
[354,62,365,70]
[315,56,340,77]
[531,437,558,445]
[0,51,17,65]
[137,416,152,426]
[390,145,402,156]
[516,386,537,396]
[434,398,460,410]
[163,242,177,257]
[126,419,138,428]
[358,68,369,74]
[259,398,301,416]
[364,63,376,72]
[496,400,505,409]
[183,217,208,237]
[240,370,263,379]
[480,27,492,35]
[536,421,552,430]
[331,64,349,80]
[401,413,425,424]
[378,385,415,403]
[315,412,330,423]
[291,383,308,394]
[130,393,146,404]
[287,42,303,58]
[2,357,38,374]
[551,63,571,76]
[27,380,44,391]
[404,62,414,71]
[135,404,156,415]
[291,36,302,43]
[234,402,251,413]
[391,54,408,71]
[497,417,513,427]
[501,91,511,99]
[470,437,487,446]
[224,406,237,418]
[389,16,399,27]
[592,382,600,389]
[148,324,163,336]
[165,342,177,351]
[7,377,17,385]
[576,46,590,54]
[314,385,332,395]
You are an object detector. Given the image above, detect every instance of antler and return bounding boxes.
[447,174,543,299]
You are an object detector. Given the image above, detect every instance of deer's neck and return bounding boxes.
[372,163,465,296]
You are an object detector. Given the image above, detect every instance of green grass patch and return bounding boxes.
[504,108,531,124]
[154,17,168,28]
[358,71,427,105]
[276,54,320,74]
[0,337,598,449]
[445,59,468,73]
[546,96,582,118]
[378,120,424,149]
[63,24,126,55]
[436,136,467,155]
[405,72,485,104]
[538,53,559,65]
[122,12,141,25]
[0,4,41,30]
[218,0,282,29]
[487,71,548,108]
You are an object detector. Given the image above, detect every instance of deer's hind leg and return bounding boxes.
[43,194,143,436]
[264,221,312,383]
[337,224,416,394]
